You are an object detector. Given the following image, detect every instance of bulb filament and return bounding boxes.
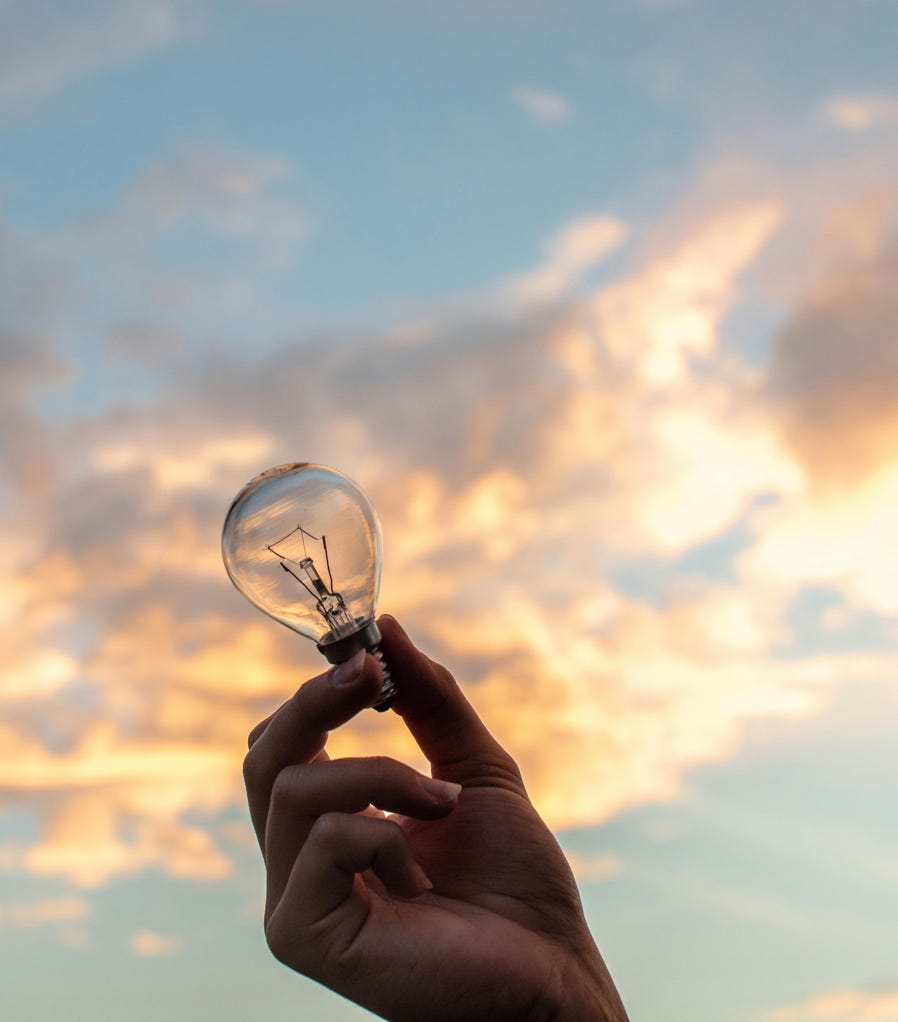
[267,526,357,638]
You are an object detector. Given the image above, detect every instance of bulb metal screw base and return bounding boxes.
[318,617,396,712]
[370,645,396,712]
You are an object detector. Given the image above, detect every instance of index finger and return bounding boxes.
[243,650,383,848]
[378,615,526,793]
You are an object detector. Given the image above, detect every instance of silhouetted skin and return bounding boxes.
[243,615,629,1022]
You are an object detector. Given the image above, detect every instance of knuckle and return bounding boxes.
[242,748,263,789]
[290,685,330,747]
[268,767,296,807]
[309,811,345,846]
[495,745,524,781]
[481,746,526,791]
[378,815,406,849]
[288,680,310,710]
[246,719,267,750]
[264,917,294,965]
[365,754,401,780]
[268,764,310,812]
[432,660,457,691]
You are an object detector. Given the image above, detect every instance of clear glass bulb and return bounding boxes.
[222,462,395,710]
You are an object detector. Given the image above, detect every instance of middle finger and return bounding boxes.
[263,756,461,921]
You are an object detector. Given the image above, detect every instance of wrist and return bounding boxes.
[555,950,629,1022]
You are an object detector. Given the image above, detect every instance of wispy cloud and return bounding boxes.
[83,142,310,275]
[767,986,898,1022]
[513,86,573,123]
[562,850,624,884]
[4,145,898,883]
[0,0,199,112]
[0,896,89,929]
[130,929,184,957]
[127,145,306,246]
[492,214,627,308]
[821,92,898,132]
[767,227,898,490]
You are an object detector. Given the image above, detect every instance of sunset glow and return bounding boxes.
[2,4,897,1021]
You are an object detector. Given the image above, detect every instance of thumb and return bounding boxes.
[378,615,526,792]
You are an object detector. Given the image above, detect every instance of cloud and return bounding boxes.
[561,850,624,884]
[127,145,306,247]
[0,726,239,886]
[493,215,628,308]
[0,0,197,112]
[593,201,782,387]
[0,222,75,503]
[822,92,898,131]
[5,150,898,884]
[83,143,310,278]
[738,465,898,616]
[0,896,89,930]
[130,929,183,957]
[768,986,898,1022]
[514,86,573,123]
[767,233,898,490]
[91,431,275,494]
[744,194,898,616]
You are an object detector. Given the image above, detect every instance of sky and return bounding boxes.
[2,1,898,1020]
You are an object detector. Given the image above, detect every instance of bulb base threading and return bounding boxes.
[317,617,395,712]
[370,645,396,713]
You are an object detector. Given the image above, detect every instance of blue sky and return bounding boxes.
[2,3,898,1021]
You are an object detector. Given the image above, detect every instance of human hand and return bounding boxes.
[243,615,629,1022]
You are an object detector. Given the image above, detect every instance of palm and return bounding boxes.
[403,785,578,927]
[342,786,591,1022]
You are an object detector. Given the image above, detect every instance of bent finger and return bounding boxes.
[378,615,525,792]
[264,757,459,920]
[266,812,431,973]
[243,650,382,845]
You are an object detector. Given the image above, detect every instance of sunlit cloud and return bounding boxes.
[91,432,275,494]
[494,214,627,309]
[513,86,573,123]
[130,929,184,957]
[562,850,624,884]
[0,895,89,930]
[739,466,898,615]
[592,201,782,387]
[767,234,898,491]
[4,145,898,884]
[822,92,898,132]
[768,986,898,1022]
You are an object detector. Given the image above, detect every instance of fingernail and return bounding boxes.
[419,776,462,803]
[331,650,366,686]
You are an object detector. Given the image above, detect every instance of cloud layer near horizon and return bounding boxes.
[2,142,898,888]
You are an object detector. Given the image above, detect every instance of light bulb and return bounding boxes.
[222,462,396,711]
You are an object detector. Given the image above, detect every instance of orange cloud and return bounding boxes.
[0,895,89,929]
[822,93,898,131]
[129,929,184,957]
[4,174,898,888]
[769,986,898,1022]
[592,201,781,387]
[495,215,627,308]
[768,240,898,490]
